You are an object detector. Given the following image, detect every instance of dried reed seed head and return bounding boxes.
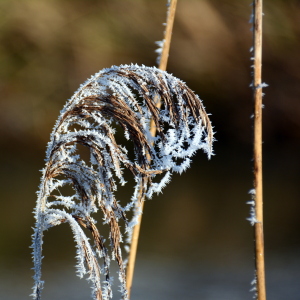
[32,64,214,300]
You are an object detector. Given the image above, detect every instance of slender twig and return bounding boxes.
[252,0,267,299]
[126,0,178,297]
[158,0,178,72]
[124,195,145,298]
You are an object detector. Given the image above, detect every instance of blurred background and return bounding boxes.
[0,0,299,299]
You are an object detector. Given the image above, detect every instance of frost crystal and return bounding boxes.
[256,82,269,89]
[32,64,214,300]
[247,188,258,226]
[250,272,258,299]
[155,40,165,65]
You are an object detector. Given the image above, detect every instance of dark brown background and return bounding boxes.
[0,0,299,299]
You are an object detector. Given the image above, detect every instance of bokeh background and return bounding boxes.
[0,0,300,299]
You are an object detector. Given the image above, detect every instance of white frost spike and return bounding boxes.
[247,188,258,226]
[155,40,165,65]
[250,272,258,299]
[32,64,214,300]
[248,188,256,195]
[256,82,268,89]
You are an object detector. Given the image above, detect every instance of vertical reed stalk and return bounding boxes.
[126,0,178,297]
[252,0,266,299]
[158,0,177,72]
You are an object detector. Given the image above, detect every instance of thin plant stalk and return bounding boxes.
[126,0,178,297]
[252,0,267,299]
[158,0,178,72]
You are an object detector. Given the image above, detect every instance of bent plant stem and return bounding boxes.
[253,0,266,300]
[126,0,178,297]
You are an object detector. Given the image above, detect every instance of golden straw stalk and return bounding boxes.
[125,1,178,298]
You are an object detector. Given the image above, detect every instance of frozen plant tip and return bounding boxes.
[31,64,214,300]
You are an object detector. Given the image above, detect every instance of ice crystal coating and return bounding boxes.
[247,188,258,226]
[32,64,214,300]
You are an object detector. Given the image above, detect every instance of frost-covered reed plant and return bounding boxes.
[32,64,213,300]
[249,0,267,299]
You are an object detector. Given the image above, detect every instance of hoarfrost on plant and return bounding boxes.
[32,64,214,300]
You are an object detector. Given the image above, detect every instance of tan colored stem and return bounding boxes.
[125,199,144,297]
[126,1,178,298]
[159,0,178,72]
[253,1,266,300]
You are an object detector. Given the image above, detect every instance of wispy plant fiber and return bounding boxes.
[32,64,213,300]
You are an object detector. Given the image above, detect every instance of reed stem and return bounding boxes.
[158,0,177,72]
[252,1,266,299]
[125,1,178,298]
